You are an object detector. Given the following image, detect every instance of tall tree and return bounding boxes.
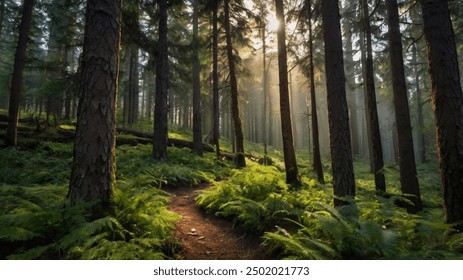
[211,0,220,159]
[192,0,203,155]
[361,0,386,192]
[412,42,427,164]
[259,2,270,163]
[128,47,139,125]
[6,0,34,146]
[385,0,422,213]
[275,0,300,187]
[0,0,5,37]
[224,0,246,167]
[342,1,360,157]
[68,0,121,214]
[307,0,324,184]
[322,0,355,205]
[421,0,463,226]
[152,0,169,161]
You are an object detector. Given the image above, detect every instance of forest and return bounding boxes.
[0,0,463,260]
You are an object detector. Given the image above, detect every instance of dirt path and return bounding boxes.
[165,183,267,260]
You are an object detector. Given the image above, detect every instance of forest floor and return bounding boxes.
[165,183,268,260]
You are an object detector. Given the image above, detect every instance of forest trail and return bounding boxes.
[165,183,267,260]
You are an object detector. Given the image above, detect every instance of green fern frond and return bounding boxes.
[7,245,52,260]
[0,226,38,242]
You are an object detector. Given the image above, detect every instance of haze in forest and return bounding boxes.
[1,0,463,261]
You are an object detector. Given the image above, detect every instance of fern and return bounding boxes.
[264,230,339,260]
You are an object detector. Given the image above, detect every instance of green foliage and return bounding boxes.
[196,153,463,260]
[0,142,183,260]
[264,194,463,260]
[0,143,72,185]
[117,145,230,187]
[197,164,302,232]
[1,124,461,260]
[60,185,180,260]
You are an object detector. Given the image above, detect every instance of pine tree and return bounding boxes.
[192,0,203,156]
[224,0,246,167]
[68,0,121,215]
[275,0,300,187]
[361,0,386,192]
[6,0,34,146]
[385,0,422,212]
[152,0,169,161]
[306,0,324,184]
[421,0,463,226]
[322,0,355,205]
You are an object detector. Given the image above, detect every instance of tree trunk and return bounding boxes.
[0,0,5,36]
[386,0,422,213]
[307,0,324,184]
[412,42,427,164]
[275,0,300,187]
[68,0,121,215]
[224,0,245,167]
[289,71,298,149]
[152,0,169,161]
[6,0,34,147]
[128,47,139,125]
[421,0,463,225]
[322,0,356,205]
[362,0,386,192]
[261,11,269,162]
[192,0,203,156]
[145,66,155,119]
[343,7,360,156]
[211,0,220,159]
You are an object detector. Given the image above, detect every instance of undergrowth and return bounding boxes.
[2,122,462,260]
[1,141,232,259]
[0,138,232,259]
[197,159,463,260]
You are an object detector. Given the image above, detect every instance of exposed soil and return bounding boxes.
[165,183,268,260]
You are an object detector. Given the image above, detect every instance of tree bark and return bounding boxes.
[192,0,203,156]
[211,0,220,159]
[261,6,269,163]
[342,3,360,156]
[224,0,246,167]
[0,0,5,36]
[6,0,34,147]
[68,0,121,215]
[152,0,169,161]
[421,0,463,225]
[386,0,422,213]
[307,0,324,184]
[128,47,139,125]
[362,0,386,192]
[412,42,427,164]
[275,0,300,187]
[322,0,356,206]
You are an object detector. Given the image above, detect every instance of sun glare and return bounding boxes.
[267,13,280,32]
